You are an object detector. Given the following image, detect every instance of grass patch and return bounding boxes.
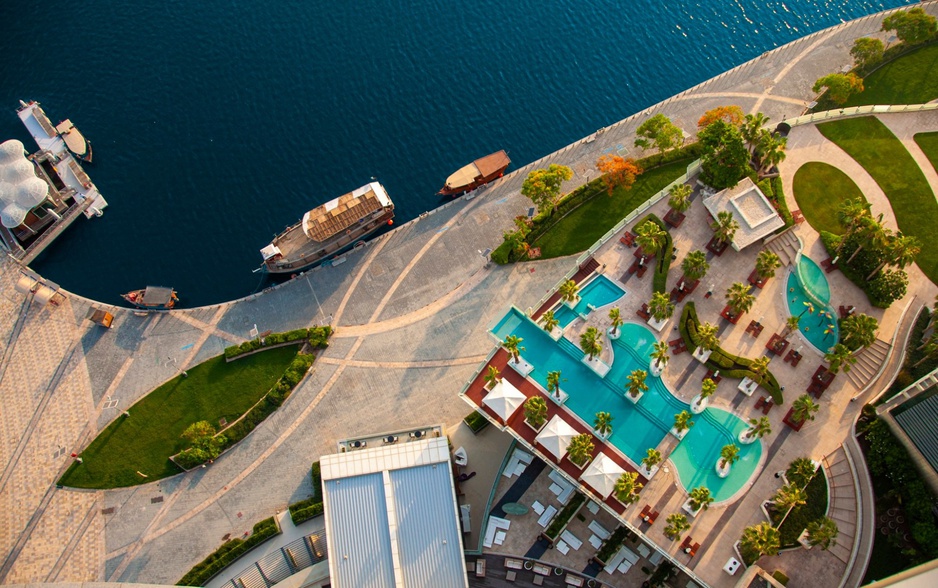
[533,159,690,259]
[59,346,299,489]
[844,43,938,107]
[792,162,867,235]
[914,132,938,174]
[816,117,938,283]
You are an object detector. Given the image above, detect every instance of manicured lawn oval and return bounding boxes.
[792,161,867,235]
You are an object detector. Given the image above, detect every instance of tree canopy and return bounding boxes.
[813,73,864,105]
[698,105,744,128]
[850,37,884,70]
[595,155,642,196]
[882,7,937,46]
[698,121,749,190]
[521,164,573,215]
[635,113,684,152]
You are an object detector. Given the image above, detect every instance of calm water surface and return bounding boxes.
[0,0,910,305]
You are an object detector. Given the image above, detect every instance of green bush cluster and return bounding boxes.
[289,462,324,525]
[177,517,280,586]
[224,326,332,360]
[545,492,585,539]
[772,570,790,586]
[863,419,938,561]
[679,302,783,403]
[596,525,630,563]
[463,411,490,433]
[818,231,906,308]
[773,471,829,546]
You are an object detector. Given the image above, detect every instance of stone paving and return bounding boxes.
[0,4,937,587]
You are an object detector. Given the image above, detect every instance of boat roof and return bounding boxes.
[142,286,175,305]
[444,150,509,189]
[55,119,88,156]
[302,182,392,243]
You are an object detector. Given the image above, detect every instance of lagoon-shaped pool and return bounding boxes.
[786,255,839,352]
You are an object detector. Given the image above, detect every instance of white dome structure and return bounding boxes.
[0,139,48,228]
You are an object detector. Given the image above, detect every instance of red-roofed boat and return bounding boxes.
[438,150,510,196]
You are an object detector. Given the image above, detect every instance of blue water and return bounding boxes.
[786,256,839,352]
[554,275,626,326]
[492,308,760,501]
[0,1,911,305]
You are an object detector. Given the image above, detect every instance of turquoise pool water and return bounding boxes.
[492,308,761,502]
[551,275,626,328]
[786,256,839,352]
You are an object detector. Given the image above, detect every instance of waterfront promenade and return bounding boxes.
[1,4,937,587]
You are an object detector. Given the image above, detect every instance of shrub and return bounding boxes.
[633,213,673,293]
[818,231,906,308]
[596,525,629,563]
[463,411,490,433]
[772,570,790,586]
[177,517,280,586]
[545,492,586,539]
[224,327,332,360]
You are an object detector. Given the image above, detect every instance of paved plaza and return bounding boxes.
[1,4,938,587]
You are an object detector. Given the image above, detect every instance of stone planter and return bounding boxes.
[682,499,704,518]
[671,427,689,440]
[642,465,659,480]
[716,460,731,478]
[647,316,669,332]
[626,391,644,404]
[692,346,712,364]
[690,394,708,414]
[608,327,622,341]
[525,419,547,434]
[649,359,665,378]
[548,388,569,405]
[738,429,759,444]
[509,356,534,377]
[582,355,611,377]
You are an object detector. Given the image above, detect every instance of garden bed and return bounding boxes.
[225,326,332,361]
[177,517,281,586]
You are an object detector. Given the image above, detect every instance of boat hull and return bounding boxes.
[439,150,510,196]
[121,287,178,310]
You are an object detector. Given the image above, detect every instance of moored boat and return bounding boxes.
[54,119,93,162]
[122,286,178,310]
[438,150,510,196]
[260,181,394,274]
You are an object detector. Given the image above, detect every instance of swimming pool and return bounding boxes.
[492,308,761,502]
[786,256,839,353]
[552,275,626,328]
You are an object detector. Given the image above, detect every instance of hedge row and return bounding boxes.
[177,517,281,586]
[596,525,630,563]
[545,492,585,540]
[225,326,332,360]
[289,462,324,525]
[757,176,793,229]
[679,302,783,404]
[634,213,673,294]
[463,410,490,433]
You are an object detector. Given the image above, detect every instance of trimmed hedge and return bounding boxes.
[464,410,490,433]
[596,526,630,563]
[225,326,332,360]
[633,213,673,294]
[758,176,794,228]
[177,517,281,586]
[679,302,783,404]
[545,492,586,540]
[289,461,324,525]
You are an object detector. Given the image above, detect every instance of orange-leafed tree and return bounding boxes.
[697,105,745,129]
[595,155,643,196]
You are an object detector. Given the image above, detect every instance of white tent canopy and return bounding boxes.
[580,452,626,498]
[482,379,526,422]
[535,415,578,459]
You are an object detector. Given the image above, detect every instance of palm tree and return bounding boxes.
[681,250,710,282]
[673,410,694,435]
[559,279,579,303]
[540,310,559,333]
[668,183,693,214]
[837,198,872,255]
[711,211,740,245]
[642,448,662,472]
[502,335,524,363]
[567,433,595,467]
[806,517,839,550]
[580,327,602,360]
[697,322,720,351]
[688,486,714,512]
[547,370,563,400]
[791,394,820,424]
[594,411,613,438]
[626,369,649,399]
[781,316,800,340]
[740,522,781,561]
[742,416,772,442]
[650,340,670,372]
[757,134,787,177]
[755,250,782,281]
[846,214,890,265]
[636,220,667,256]
[773,483,807,511]
[749,356,770,382]
[841,313,878,350]
[867,233,921,280]
[787,457,817,487]
[719,444,740,470]
[741,112,770,154]
[648,291,675,322]
[825,343,856,374]
[665,513,691,541]
[524,396,547,429]
[913,336,938,368]
[614,471,643,505]
[693,378,716,412]
[609,307,622,336]
[725,282,755,317]
[483,365,501,389]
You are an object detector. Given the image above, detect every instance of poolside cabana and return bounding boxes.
[535,415,578,460]
[482,379,526,422]
[580,452,625,499]
[701,178,784,251]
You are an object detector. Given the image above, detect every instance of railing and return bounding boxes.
[216,532,328,588]
[783,103,938,128]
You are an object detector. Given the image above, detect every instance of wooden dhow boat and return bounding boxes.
[122,286,178,310]
[438,150,510,196]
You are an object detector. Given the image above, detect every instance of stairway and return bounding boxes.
[823,446,858,564]
[846,339,891,389]
[764,230,801,266]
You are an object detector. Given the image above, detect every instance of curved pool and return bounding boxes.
[786,256,839,352]
[553,275,626,328]
[492,309,761,502]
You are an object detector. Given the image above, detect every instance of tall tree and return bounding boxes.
[521,164,573,216]
[596,155,642,196]
[567,433,595,466]
[634,113,683,152]
[846,214,890,265]
[483,365,501,389]
[882,7,938,45]
[787,457,817,487]
[636,220,667,256]
[850,37,884,69]
[524,396,548,428]
[825,343,856,374]
[642,448,662,471]
[700,378,717,401]
[782,315,800,340]
[867,233,921,280]
[749,356,771,382]
[688,486,714,512]
[681,250,710,281]
[697,322,720,351]
[813,73,864,105]
[740,112,770,154]
[667,183,693,214]
[868,269,908,307]
[697,105,745,128]
[580,327,602,360]
[651,340,670,372]
[559,279,579,302]
[664,513,691,541]
[755,133,787,177]
[841,313,878,350]
[719,444,740,469]
[699,121,750,189]
[740,522,782,560]
[673,410,694,434]
[594,411,614,438]
[614,471,643,504]
[649,291,675,322]
[626,369,649,399]
[711,210,740,245]
[773,483,807,510]
[755,250,782,280]
[609,307,623,336]
[725,282,755,316]
[547,370,563,399]
[540,310,559,333]
[742,416,772,441]
[836,198,872,254]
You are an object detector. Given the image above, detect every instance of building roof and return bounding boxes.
[0,139,48,228]
[701,177,784,251]
[321,436,467,588]
[893,387,938,472]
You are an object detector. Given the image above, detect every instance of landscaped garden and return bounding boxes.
[914,131,938,173]
[792,162,867,235]
[816,117,937,283]
[840,43,938,108]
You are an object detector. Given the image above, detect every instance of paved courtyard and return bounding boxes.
[1,5,937,587]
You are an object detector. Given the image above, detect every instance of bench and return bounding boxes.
[504,558,524,570]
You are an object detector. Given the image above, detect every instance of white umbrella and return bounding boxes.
[580,453,625,498]
[535,415,578,459]
[482,380,526,422]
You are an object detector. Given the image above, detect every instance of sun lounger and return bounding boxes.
[537,505,558,528]
[556,540,570,555]
[589,534,602,549]
[532,500,545,515]
[588,519,611,539]
[561,529,582,550]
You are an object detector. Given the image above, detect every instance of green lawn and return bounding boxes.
[59,346,298,489]
[533,159,690,258]
[914,132,938,174]
[792,162,868,235]
[816,117,938,284]
[844,44,938,107]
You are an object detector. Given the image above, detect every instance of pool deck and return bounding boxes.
[2,4,938,588]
